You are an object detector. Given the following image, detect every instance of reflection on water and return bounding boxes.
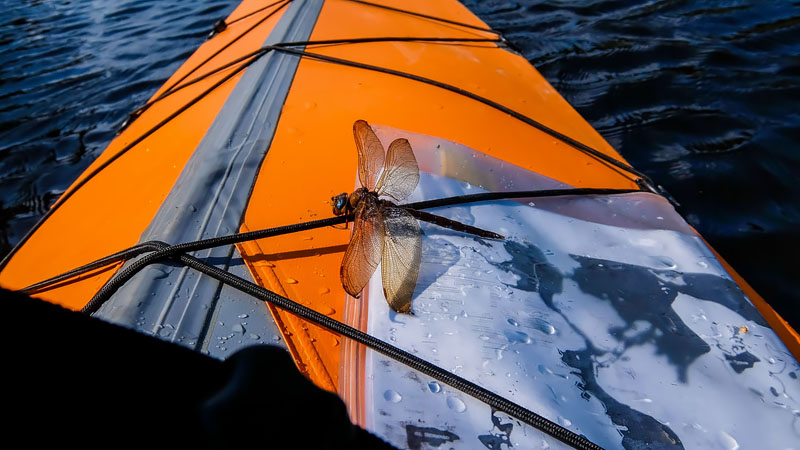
[0,0,797,328]
[462,0,800,328]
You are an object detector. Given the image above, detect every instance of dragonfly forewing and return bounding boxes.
[381,207,423,313]
[376,138,419,202]
[353,120,385,190]
[340,200,385,296]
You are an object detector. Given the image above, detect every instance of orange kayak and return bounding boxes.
[2,1,798,448]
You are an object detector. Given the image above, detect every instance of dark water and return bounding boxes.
[0,1,798,328]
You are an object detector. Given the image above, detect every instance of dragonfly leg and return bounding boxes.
[330,214,353,230]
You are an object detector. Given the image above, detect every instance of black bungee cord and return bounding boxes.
[0,14,655,272]
[22,187,643,297]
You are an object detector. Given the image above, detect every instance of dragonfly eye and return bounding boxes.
[331,193,348,215]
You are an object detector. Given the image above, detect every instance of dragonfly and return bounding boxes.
[332,120,504,313]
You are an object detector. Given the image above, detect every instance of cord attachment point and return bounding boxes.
[636,177,681,207]
[208,19,228,39]
[117,109,142,134]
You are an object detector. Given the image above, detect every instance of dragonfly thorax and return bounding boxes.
[331,187,372,216]
[349,187,370,210]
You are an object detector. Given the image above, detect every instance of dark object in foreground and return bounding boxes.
[1,287,395,449]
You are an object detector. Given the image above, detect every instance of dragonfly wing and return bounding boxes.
[381,207,422,313]
[340,202,384,297]
[375,138,419,202]
[353,120,385,190]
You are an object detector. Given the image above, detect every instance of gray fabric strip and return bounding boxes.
[97,0,323,353]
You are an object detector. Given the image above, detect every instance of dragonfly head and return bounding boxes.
[331,193,350,216]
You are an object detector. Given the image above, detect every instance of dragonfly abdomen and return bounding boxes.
[403,208,503,240]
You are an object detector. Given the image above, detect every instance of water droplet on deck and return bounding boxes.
[479,334,490,341]
[238,314,249,319]
[557,416,572,427]
[507,318,519,327]
[248,333,260,340]
[319,287,330,295]
[718,431,739,450]
[428,381,441,393]
[286,278,298,284]
[320,305,336,315]
[655,256,677,269]
[384,390,402,403]
[151,268,169,279]
[505,330,531,344]
[532,318,556,335]
[446,396,466,412]
[232,324,245,334]
[697,260,709,268]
